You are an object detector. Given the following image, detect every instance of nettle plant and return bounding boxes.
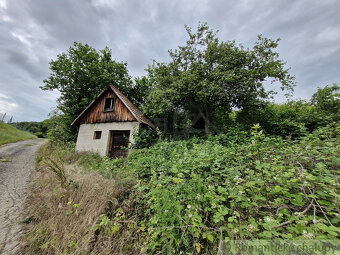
[128,124,340,254]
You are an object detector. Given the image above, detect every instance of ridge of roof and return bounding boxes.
[71,85,156,131]
[109,85,156,130]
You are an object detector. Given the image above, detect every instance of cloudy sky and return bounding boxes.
[0,0,339,122]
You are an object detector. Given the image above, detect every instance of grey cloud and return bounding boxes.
[0,0,339,121]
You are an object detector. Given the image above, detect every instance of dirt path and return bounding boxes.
[0,139,46,255]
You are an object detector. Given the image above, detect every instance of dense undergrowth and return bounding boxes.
[22,123,339,254]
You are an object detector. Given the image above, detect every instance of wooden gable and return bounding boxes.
[72,85,156,130]
[77,89,136,125]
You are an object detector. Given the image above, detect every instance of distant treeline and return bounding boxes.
[11,121,48,138]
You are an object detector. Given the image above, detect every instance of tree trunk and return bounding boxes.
[204,108,210,134]
[198,107,211,134]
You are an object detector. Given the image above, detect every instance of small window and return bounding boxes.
[94,131,102,139]
[104,98,115,112]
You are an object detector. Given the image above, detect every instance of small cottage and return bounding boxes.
[71,85,156,157]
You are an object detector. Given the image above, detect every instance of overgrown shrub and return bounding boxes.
[133,124,159,148]
[23,123,340,254]
[127,124,339,254]
[311,84,339,118]
[11,121,48,138]
[237,101,325,137]
[236,84,339,138]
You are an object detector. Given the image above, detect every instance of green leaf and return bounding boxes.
[111,224,120,235]
[206,233,214,243]
[228,217,235,223]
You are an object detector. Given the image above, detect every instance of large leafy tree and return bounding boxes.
[144,23,295,134]
[41,42,133,140]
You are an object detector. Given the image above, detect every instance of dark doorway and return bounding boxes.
[108,130,130,158]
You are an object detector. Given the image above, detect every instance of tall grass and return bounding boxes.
[0,122,36,146]
[21,142,144,254]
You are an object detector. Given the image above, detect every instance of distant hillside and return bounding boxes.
[11,121,48,138]
[0,122,37,146]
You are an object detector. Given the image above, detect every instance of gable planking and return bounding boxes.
[78,90,136,124]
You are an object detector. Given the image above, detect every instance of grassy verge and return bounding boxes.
[21,123,340,254]
[0,122,36,146]
[20,142,145,254]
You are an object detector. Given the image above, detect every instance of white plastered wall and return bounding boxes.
[75,122,140,156]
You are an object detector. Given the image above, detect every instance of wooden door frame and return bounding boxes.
[107,130,131,158]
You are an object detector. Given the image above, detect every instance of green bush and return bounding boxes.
[133,125,159,148]
[34,131,45,138]
[311,84,339,122]
[236,84,339,138]
[236,100,325,137]
[11,121,48,138]
[87,123,339,254]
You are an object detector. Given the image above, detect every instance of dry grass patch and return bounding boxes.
[20,142,146,255]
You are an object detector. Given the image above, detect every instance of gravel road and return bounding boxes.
[0,139,46,255]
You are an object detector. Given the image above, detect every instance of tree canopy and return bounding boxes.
[143,23,295,133]
[311,83,339,117]
[41,42,134,140]
[41,23,299,140]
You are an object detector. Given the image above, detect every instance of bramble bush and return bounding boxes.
[27,122,339,254]
[86,122,339,254]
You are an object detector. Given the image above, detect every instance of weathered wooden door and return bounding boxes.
[108,130,130,158]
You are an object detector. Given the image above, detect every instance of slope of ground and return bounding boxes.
[0,122,36,146]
